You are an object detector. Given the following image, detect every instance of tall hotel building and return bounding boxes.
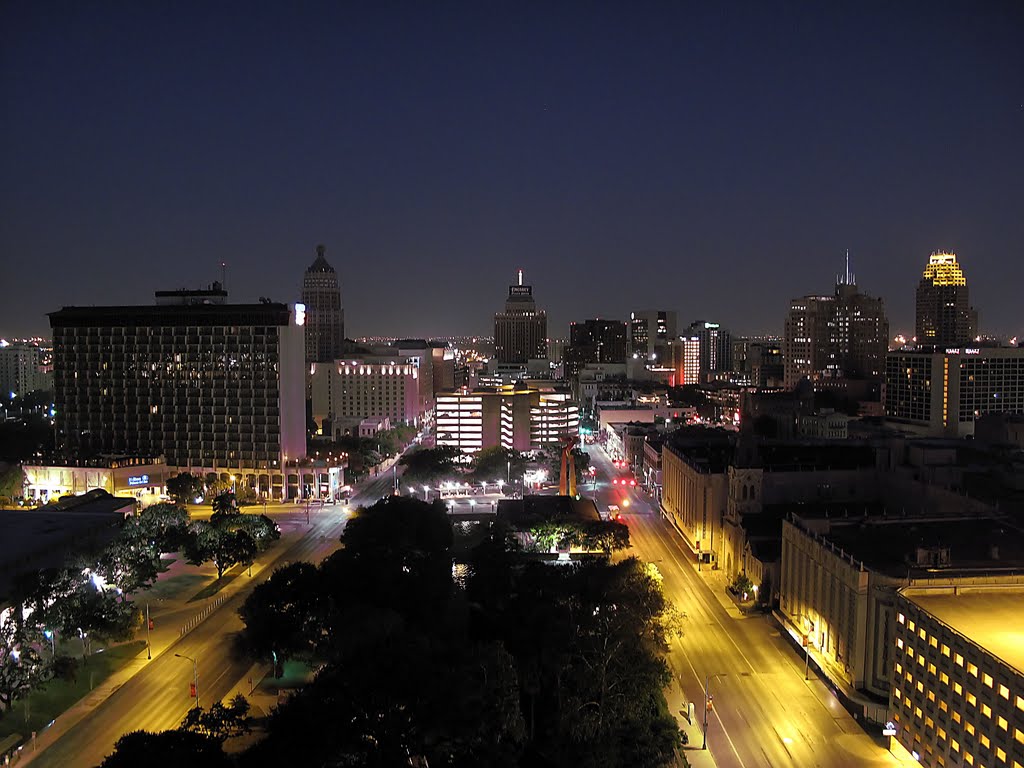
[494,270,547,364]
[629,310,677,359]
[783,259,888,388]
[301,244,346,364]
[435,385,578,453]
[885,346,1024,437]
[916,251,977,348]
[49,286,306,497]
[685,320,732,376]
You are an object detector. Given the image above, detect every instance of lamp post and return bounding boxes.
[422,485,429,501]
[175,653,199,709]
[230,475,236,495]
[146,603,152,660]
[702,673,726,750]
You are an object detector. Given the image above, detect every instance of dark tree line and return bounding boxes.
[99,496,681,767]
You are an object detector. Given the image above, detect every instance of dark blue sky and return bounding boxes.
[2,1,1022,340]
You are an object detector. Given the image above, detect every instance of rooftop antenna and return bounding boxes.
[845,249,850,284]
[518,268,523,286]
[220,261,227,289]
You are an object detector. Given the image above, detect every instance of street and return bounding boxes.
[26,470,401,768]
[585,443,902,768]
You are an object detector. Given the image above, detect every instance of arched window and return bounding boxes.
[742,485,748,501]
[750,484,757,500]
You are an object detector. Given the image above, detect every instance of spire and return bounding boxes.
[518,268,523,286]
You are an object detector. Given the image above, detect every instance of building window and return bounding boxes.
[998,716,1008,731]
[967,662,978,677]
[942,644,951,657]
[983,673,993,688]
[955,653,964,667]
[998,684,1009,700]
[940,672,949,685]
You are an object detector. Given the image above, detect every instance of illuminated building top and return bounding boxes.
[921,251,967,287]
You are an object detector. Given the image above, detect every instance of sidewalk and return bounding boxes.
[13,528,310,767]
[663,677,718,768]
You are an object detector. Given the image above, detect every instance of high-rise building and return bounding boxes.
[915,251,977,347]
[884,346,1024,437]
[301,244,345,364]
[49,289,307,497]
[494,270,547,364]
[668,336,701,386]
[685,321,732,376]
[783,258,888,388]
[564,319,627,378]
[0,342,51,396]
[629,310,677,359]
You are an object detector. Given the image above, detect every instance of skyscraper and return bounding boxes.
[301,244,345,364]
[494,270,547,364]
[629,310,677,359]
[565,319,628,378]
[915,251,977,348]
[783,256,888,388]
[684,320,732,376]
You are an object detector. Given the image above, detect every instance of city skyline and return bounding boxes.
[2,3,1022,340]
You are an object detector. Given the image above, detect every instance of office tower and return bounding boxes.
[435,384,578,453]
[915,251,977,347]
[310,357,424,437]
[301,244,346,364]
[629,310,677,359]
[783,257,888,388]
[494,269,547,364]
[49,288,306,496]
[668,336,701,386]
[685,321,732,376]
[884,346,1024,437]
[564,319,628,378]
[0,342,50,396]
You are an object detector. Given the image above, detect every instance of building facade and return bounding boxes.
[301,244,346,364]
[565,319,627,378]
[685,320,732,376]
[23,456,168,506]
[783,265,888,388]
[49,294,307,497]
[885,346,1024,437]
[494,270,547,364]
[629,310,677,359]
[916,251,977,348]
[435,385,578,453]
[310,357,424,436]
[0,342,51,396]
[891,584,1024,768]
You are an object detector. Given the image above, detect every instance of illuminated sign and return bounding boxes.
[965,348,980,354]
[127,474,150,487]
[882,721,897,737]
[294,303,306,326]
[509,286,532,296]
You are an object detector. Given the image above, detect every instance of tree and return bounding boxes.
[99,730,230,768]
[239,562,329,661]
[470,447,526,484]
[132,502,191,553]
[0,463,26,499]
[399,446,462,485]
[210,491,237,517]
[730,572,754,599]
[165,472,204,505]
[214,512,279,551]
[180,694,252,741]
[184,522,258,579]
[0,619,46,713]
[18,567,138,644]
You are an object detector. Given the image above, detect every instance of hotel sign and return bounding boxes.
[509,286,532,296]
[127,474,150,487]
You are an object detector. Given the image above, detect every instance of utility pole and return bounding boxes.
[146,603,152,660]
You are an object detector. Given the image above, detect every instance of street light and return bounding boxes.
[702,673,727,750]
[174,653,199,709]
[230,475,237,495]
[422,485,429,501]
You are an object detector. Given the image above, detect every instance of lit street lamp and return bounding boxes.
[422,485,430,501]
[174,653,199,709]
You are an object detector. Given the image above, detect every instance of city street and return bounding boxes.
[585,443,905,768]
[24,471,400,768]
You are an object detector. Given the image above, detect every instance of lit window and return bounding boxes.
[996,747,1005,762]
[967,692,977,706]
[909,620,916,631]
[942,644,951,657]
[1016,727,1024,744]
[981,734,990,748]
[998,684,1009,700]
[951,738,959,752]
[955,682,963,695]
[983,673,993,687]
[940,672,950,685]
[929,637,938,649]
[982,703,992,718]
[939,700,948,712]
[897,638,905,649]
[1017,695,1024,712]
[953,711,962,724]
[966,721,975,735]
[917,682,924,693]
[967,662,978,677]
[955,653,964,666]
[928,691,936,702]
[898,613,906,624]
[964,752,973,765]
[928,663,937,675]
[919,628,927,640]
[998,716,1008,731]
[896,662,903,675]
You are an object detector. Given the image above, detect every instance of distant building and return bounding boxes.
[629,310,677,359]
[884,346,1024,437]
[915,251,977,348]
[891,583,1024,768]
[494,270,547,364]
[783,257,888,388]
[49,291,307,499]
[732,336,785,388]
[301,244,346,364]
[670,336,701,386]
[685,321,732,376]
[0,342,52,396]
[434,384,578,453]
[23,456,168,506]
[311,357,424,437]
[564,319,627,378]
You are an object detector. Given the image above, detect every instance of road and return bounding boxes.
[586,443,901,768]
[31,470,400,768]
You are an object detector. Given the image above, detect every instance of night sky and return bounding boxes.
[2,2,1022,341]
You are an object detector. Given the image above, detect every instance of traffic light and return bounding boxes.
[190,682,197,698]
[148,619,154,631]
[706,695,714,712]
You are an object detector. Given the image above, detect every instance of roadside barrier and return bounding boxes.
[179,594,229,637]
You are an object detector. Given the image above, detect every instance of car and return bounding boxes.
[607,504,621,521]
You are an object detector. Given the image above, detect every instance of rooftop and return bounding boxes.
[902,586,1024,674]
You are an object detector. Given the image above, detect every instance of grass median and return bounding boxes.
[0,640,147,746]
